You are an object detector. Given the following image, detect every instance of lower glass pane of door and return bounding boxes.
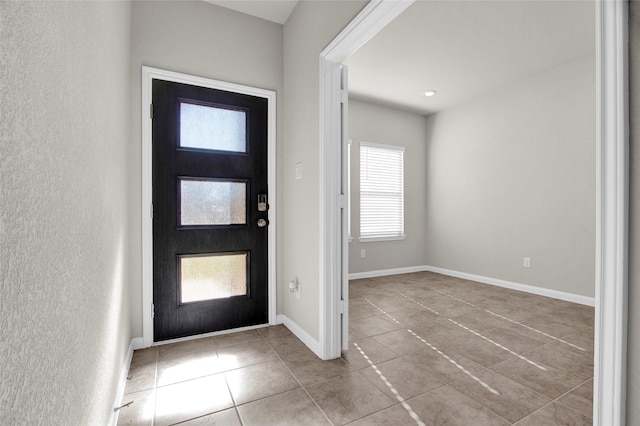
[179,253,248,303]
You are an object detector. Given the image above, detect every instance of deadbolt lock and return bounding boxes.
[258,194,268,212]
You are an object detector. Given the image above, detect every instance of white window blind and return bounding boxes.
[359,142,405,241]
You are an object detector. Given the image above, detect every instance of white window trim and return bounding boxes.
[360,141,406,152]
[359,235,406,243]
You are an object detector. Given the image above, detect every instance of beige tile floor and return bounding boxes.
[117,272,594,425]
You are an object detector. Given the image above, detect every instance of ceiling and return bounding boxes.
[345,0,595,115]
[203,0,595,116]
[203,0,299,25]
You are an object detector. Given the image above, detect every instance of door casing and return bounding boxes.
[318,0,629,424]
[141,66,277,347]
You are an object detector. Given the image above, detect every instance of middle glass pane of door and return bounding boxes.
[180,178,246,226]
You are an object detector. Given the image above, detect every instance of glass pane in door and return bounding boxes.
[180,179,246,226]
[180,253,248,303]
[180,102,246,152]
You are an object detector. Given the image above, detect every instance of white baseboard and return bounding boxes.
[277,314,322,358]
[349,265,429,280]
[423,265,595,307]
[131,337,144,350]
[348,264,594,307]
[108,337,140,426]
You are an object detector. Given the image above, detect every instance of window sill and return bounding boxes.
[358,235,406,243]
[348,236,354,243]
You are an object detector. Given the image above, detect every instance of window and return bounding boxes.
[359,142,405,241]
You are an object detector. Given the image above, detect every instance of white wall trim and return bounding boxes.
[140,66,277,347]
[108,338,141,426]
[131,337,145,351]
[594,0,629,424]
[423,266,596,307]
[350,265,595,307]
[349,265,428,281]
[321,0,416,65]
[318,0,414,361]
[277,314,322,357]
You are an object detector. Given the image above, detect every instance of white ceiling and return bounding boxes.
[203,0,299,25]
[344,0,595,115]
[203,0,595,116]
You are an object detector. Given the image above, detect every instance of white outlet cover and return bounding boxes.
[295,162,303,180]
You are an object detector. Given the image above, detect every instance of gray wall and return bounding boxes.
[627,1,639,424]
[424,56,596,298]
[282,0,367,339]
[0,2,132,423]
[348,99,429,274]
[128,1,284,337]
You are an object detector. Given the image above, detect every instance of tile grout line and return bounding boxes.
[448,319,548,371]
[153,349,158,426]
[229,332,292,426]
[354,277,593,424]
[512,376,594,424]
[353,342,426,426]
[119,348,160,425]
[516,341,593,383]
[419,285,588,353]
[261,333,336,426]
[430,288,476,307]
[398,293,440,315]
[406,329,500,396]
[228,333,312,424]
[155,335,279,425]
[221,362,240,421]
[363,298,401,324]
[121,277,592,425]
[485,310,587,352]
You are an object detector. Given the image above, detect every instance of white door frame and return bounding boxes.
[141,66,277,347]
[318,0,414,361]
[318,1,629,424]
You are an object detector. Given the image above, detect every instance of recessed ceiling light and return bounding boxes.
[424,90,437,97]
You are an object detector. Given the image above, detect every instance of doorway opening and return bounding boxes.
[319,0,628,424]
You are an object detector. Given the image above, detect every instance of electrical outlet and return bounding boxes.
[295,162,303,180]
[361,249,366,258]
[523,257,531,268]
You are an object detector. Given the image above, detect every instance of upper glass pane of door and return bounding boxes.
[179,102,247,153]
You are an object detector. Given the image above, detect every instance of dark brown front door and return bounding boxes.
[152,79,269,342]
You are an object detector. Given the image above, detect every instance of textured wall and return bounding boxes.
[0,2,131,423]
[627,1,640,424]
[423,56,596,298]
[129,1,284,338]
[283,0,366,340]
[348,99,429,274]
